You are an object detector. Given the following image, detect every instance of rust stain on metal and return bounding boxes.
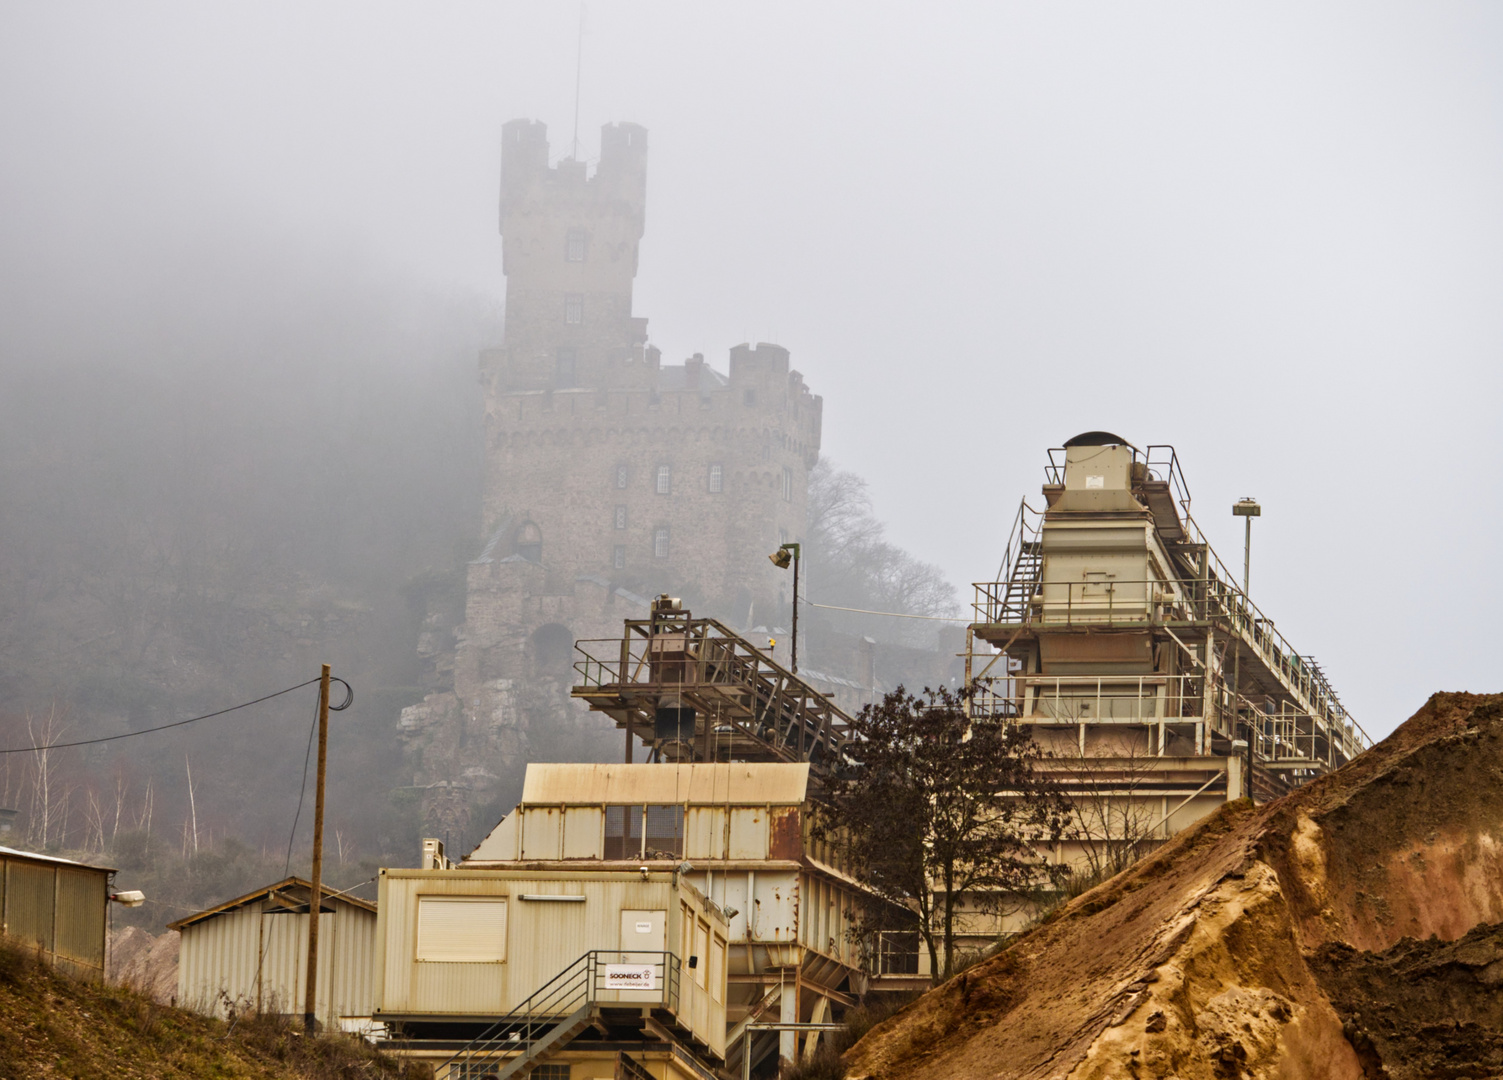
[769,807,802,860]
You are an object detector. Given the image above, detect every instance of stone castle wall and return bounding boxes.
[401,119,825,847]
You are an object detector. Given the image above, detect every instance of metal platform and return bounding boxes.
[572,597,852,769]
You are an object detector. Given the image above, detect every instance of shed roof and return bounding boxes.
[167,876,376,932]
[519,762,811,806]
[0,845,115,873]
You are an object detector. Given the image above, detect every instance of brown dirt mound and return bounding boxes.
[108,925,180,1005]
[844,692,1503,1080]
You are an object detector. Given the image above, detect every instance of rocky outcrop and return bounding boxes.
[845,692,1503,1080]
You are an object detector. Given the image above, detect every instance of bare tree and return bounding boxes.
[1056,736,1164,890]
[818,685,1069,982]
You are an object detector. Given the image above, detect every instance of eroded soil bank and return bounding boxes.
[844,692,1503,1080]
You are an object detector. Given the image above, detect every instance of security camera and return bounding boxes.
[110,890,146,908]
[677,861,694,876]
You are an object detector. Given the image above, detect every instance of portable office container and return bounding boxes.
[376,867,727,1065]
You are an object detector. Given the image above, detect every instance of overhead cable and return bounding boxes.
[0,676,329,755]
[805,600,970,623]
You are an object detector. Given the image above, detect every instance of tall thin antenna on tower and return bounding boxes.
[570,1,585,160]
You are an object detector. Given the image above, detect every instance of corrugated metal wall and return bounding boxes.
[178,899,376,1024]
[0,852,108,981]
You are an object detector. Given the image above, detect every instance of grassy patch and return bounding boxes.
[0,940,426,1080]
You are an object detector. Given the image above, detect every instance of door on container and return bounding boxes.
[614,909,666,1004]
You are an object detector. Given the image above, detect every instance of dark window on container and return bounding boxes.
[604,805,644,860]
[708,463,723,494]
[565,229,587,263]
[565,294,583,324]
[644,805,685,858]
[555,348,576,388]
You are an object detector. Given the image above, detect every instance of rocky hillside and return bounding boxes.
[0,940,422,1080]
[845,692,1503,1080]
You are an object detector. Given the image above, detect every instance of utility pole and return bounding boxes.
[304,663,331,1031]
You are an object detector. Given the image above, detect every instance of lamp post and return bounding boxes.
[1233,498,1260,596]
[768,543,801,674]
[1231,499,1260,800]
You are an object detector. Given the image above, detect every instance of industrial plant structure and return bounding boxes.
[965,432,1368,919]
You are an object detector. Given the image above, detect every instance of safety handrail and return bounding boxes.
[970,575,1368,753]
[440,951,681,1079]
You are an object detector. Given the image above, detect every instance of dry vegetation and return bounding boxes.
[0,941,427,1080]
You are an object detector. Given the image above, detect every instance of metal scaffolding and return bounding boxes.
[572,596,852,768]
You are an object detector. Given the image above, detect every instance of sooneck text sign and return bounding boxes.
[604,964,656,991]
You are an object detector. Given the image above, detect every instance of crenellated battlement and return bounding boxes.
[500,119,647,220]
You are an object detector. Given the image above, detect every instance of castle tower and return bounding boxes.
[402,122,823,845]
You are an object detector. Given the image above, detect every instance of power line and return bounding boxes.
[805,600,970,623]
[0,677,324,755]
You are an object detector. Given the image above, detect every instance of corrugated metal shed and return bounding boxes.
[0,846,111,982]
[168,877,376,1026]
[519,763,810,806]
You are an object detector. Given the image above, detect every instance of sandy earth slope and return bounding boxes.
[845,692,1503,1080]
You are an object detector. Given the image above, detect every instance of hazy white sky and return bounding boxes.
[2,3,1499,738]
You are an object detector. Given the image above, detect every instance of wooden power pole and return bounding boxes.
[304,663,331,1031]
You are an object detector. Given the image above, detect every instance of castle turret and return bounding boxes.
[493,120,649,393]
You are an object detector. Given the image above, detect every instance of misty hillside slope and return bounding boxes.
[0,941,422,1080]
[845,692,1503,1080]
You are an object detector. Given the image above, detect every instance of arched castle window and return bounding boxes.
[516,521,543,562]
[708,463,723,494]
[654,527,670,559]
[565,229,587,263]
[655,465,671,495]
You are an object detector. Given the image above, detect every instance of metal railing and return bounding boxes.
[971,673,1363,767]
[440,951,680,1080]
[573,614,852,766]
[972,575,1366,753]
[872,931,921,975]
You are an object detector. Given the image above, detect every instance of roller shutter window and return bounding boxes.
[415,897,507,962]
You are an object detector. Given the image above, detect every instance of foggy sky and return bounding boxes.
[2,2,1500,740]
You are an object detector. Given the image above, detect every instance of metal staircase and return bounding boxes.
[439,951,678,1080]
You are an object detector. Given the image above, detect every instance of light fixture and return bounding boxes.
[767,542,802,673]
[110,890,146,907]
